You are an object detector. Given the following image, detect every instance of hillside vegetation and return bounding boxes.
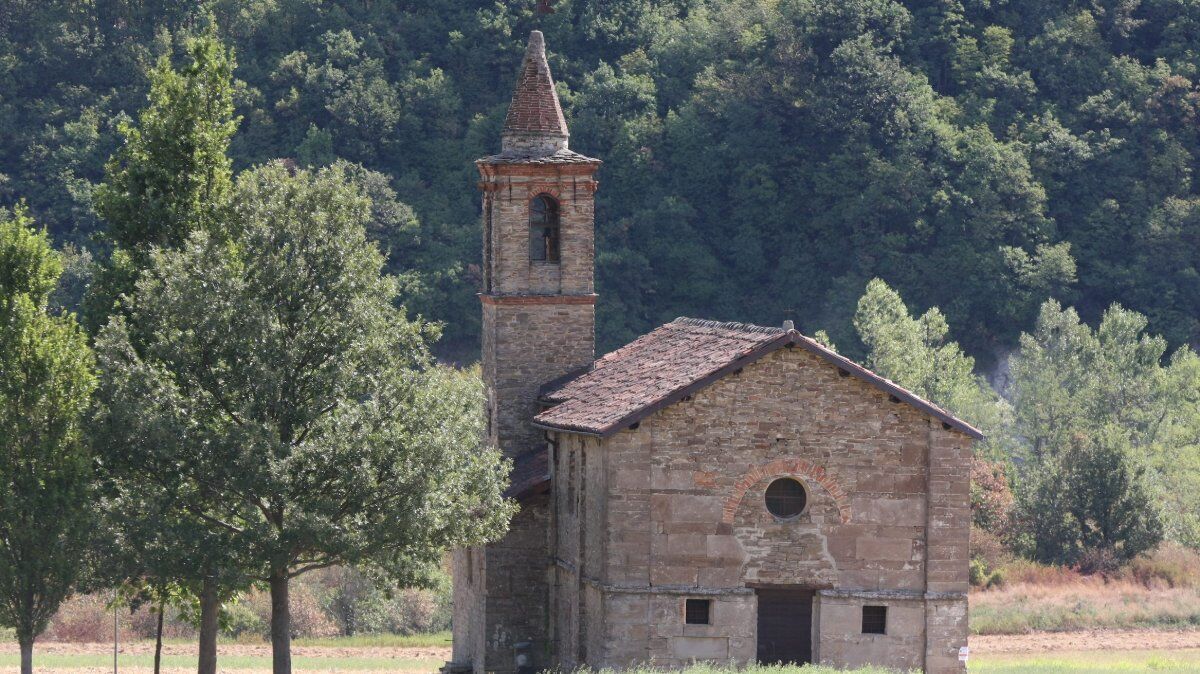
[4,0,1200,358]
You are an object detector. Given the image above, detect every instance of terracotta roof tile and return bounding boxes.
[534,318,787,435]
[502,31,568,143]
[533,317,983,439]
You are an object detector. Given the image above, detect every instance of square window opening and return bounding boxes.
[685,599,711,625]
[862,605,887,634]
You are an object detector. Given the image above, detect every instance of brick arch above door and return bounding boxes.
[720,459,852,524]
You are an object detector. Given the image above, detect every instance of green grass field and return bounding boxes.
[293,630,452,648]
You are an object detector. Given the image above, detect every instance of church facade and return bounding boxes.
[448,31,976,674]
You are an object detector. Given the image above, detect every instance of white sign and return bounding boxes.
[958,646,970,663]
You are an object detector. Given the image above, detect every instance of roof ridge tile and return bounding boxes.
[671,317,786,334]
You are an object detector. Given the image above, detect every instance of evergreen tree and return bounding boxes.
[0,207,97,674]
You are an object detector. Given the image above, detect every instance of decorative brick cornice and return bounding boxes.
[720,459,852,524]
[480,293,597,306]
[478,163,600,180]
[527,184,561,199]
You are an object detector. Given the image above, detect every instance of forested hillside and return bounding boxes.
[3,0,1199,360]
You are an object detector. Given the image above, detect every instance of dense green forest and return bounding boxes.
[3,0,1199,360]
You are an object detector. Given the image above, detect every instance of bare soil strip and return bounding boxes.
[971,627,1200,654]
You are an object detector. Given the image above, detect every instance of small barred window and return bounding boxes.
[862,605,887,634]
[685,599,711,625]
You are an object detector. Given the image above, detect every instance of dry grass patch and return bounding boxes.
[972,577,1200,634]
[970,545,1200,635]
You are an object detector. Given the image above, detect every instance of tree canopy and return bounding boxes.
[4,0,1200,360]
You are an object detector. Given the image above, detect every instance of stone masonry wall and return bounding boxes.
[481,298,595,459]
[816,593,925,670]
[924,425,972,672]
[560,346,971,671]
[482,494,551,673]
[553,433,609,669]
[450,547,485,670]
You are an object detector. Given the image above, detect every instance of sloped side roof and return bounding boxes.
[504,448,550,500]
[533,318,983,439]
[502,30,568,139]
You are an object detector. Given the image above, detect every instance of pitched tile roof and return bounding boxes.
[502,31,568,143]
[533,317,983,439]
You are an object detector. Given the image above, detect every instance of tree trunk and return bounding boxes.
[197,577,219,674]
[154,599,165,674]
[19,638,32,674]
[269,572,291,674]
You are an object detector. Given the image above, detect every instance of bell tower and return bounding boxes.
[449,31,599,674]
[477,29,600,459]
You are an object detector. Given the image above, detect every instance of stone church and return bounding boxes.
[448,31,976,674]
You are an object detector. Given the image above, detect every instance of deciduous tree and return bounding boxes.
[86,22,239,333]
[87,25,242,673]
[0,207,97,674]
[96,162,514,674]
[852,278,1011,455]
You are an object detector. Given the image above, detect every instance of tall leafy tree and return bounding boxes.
[0,207,97,674]
[95,162,514,674]
[92,21,237,253]
[1021,430,1163,570]
[85,21,239,332]
[852,278,1011,455]
[87,23,241,674]
[1011,300,1200,548]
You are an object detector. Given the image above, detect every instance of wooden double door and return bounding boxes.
[756,588,815,666]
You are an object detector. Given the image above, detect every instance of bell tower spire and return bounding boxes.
[476,29,600,453]
[501,30,569,153]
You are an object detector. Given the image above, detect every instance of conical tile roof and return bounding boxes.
[501,30,569,153]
